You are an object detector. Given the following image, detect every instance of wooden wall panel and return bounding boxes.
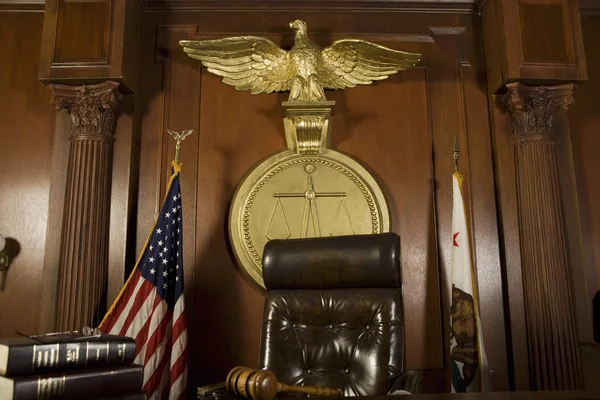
[519,2,571,64]
[569,15,600,342]
[54,0,110,62]
[488,96,530,390]
[134,11,508,392]
[0,10,56,337]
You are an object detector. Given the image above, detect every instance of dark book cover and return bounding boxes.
[93,391,146,400]
[0,334,136,377]
[0,364,143,400]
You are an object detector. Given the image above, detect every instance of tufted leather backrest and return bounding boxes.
[259,233,404,397]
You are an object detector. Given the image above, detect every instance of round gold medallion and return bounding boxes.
[228,148,390,289]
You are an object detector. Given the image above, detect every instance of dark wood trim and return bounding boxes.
[0,0,44,12]
[38,112,70,334]
[476,0,489,11]
[580,0,600,16]
[139,0,477,12]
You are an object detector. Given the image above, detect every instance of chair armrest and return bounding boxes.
[388,370,423,395]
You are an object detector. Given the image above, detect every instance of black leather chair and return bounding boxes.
[259,232,421,396]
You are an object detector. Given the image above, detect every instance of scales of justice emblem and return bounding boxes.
[180,20,420,288]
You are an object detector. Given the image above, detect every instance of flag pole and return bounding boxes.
[453,136,459,172]
[167,129,193,163]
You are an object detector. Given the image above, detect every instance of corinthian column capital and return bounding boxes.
[502,82,574,137]
[49,81,122,139]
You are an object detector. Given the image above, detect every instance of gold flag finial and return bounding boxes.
[453,136,459,173]
[167,129,193,163]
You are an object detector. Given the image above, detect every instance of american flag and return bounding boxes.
[99,164,188,400]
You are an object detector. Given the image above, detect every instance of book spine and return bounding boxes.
[6,341,136,376]
[10,366,143,399]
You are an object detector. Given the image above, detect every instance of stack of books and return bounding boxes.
[0,332,145,399]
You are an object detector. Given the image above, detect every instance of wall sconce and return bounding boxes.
[0,233,8,271]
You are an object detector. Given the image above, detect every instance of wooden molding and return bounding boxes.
[0,0,44,11]
[580,0,600,16]
[49,81,122,331]
[138,0,477,12]
[476,0,488,11]
[503,82,583,390]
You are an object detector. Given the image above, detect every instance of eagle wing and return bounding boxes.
[180,36,291,94]
[320,39,420,89]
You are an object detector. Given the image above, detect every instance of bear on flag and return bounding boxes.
[450,170,492,393]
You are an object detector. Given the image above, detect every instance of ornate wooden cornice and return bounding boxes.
[137,0,478,12]
[503,83,574,137]
[49,81,122,140]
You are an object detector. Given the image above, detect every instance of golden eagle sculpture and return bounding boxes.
[179,20,421,101]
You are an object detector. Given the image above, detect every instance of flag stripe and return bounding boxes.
[102,271,144,333]
[144,329,173,393]
[125,285,161,339]
[171,315,186,348]
[170,322,186,362]
[120,280,156,336]
[143,307,172,366]
[172,296,185,327]
[169,366,187,400]
[143,335,171,395]
[134,295,167,364]
[151,362,171,400]
[170,333,187,387]
[143,311,173,383]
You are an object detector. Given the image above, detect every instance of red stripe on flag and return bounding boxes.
[134,295,163,357]
[171,313,186,343]
[170,343,187,387]
[100,271,142,333]
[144,335,173,396]
[119,279,156,336]
[144,308,173,365]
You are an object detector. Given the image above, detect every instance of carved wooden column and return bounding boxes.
[503,82,583,390]
[50,81,122,331]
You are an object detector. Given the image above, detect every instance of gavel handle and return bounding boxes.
[277,383,342,397]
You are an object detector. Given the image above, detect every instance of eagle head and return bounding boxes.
[289,20,308,36]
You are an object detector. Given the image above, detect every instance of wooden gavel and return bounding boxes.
[226,366,343,400]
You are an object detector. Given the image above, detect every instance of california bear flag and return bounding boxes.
[450,171,492,393]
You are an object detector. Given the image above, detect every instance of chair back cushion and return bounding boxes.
[262,232,401,290]
[258,233,404,396]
